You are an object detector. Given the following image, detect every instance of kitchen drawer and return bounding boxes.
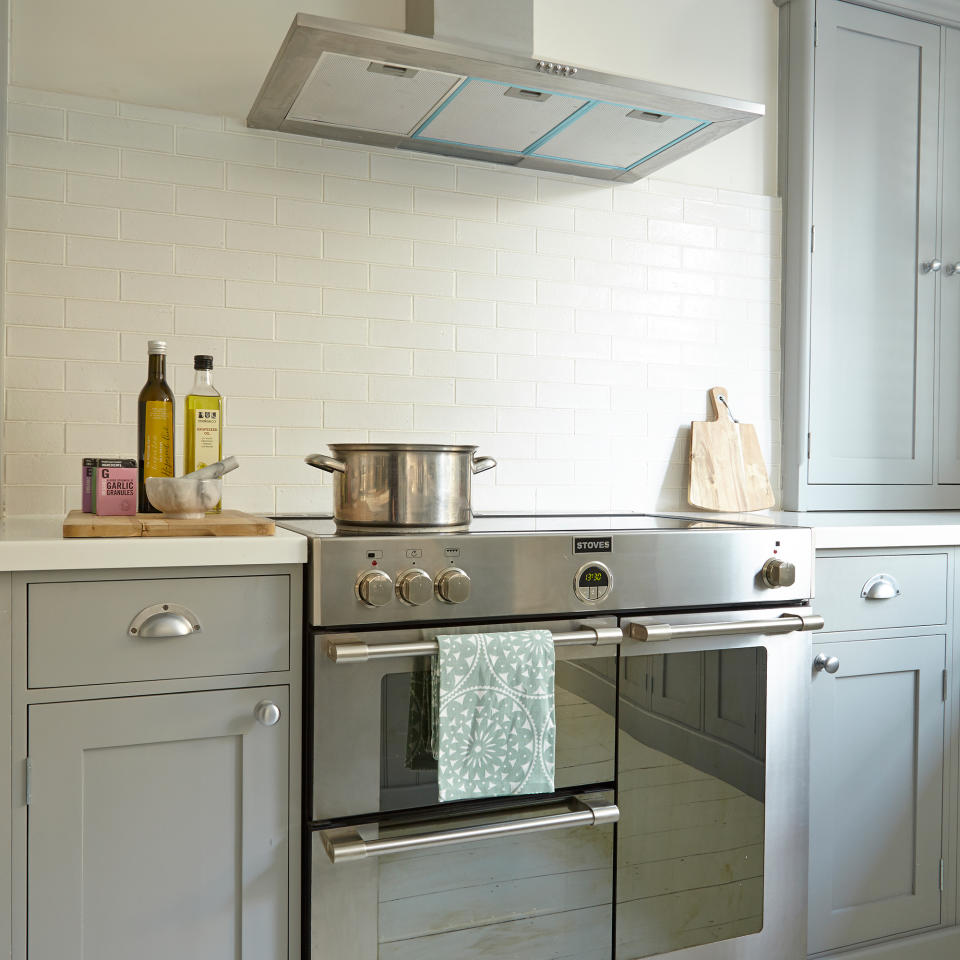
[814,553,947,633]
[28,574,290,687]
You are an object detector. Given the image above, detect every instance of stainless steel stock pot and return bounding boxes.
[305,443,497,532]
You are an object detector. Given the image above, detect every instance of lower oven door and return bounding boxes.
[616,606,816,960]
[312,791,618,960]
[311,617,619,821]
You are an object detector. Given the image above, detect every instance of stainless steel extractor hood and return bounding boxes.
[247,0,764,183]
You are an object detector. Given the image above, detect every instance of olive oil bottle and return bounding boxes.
[185,354,223,512]
[137,340,175,513]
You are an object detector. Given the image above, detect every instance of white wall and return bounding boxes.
[3,87,781,518]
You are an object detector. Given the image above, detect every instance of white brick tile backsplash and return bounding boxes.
[8,166,66,201]
[276,256,366,289]
[177,246,274,282]
[275,313,366,345]
[227,163,324,202]
[122,149,224,188]
[225,279,321,314]
[176,127,276,165]
[119,209,224,248]
[227,222,324,259]
[414,296,495,327]
[371,210,454,243]
[176,186,274,224]
[10,134,119,176]
[8,261,119,300]
[69,113,173,152]
[68,299,174,334]
[6,357,65,391]
[276,198,368,234]
[69,237,174,274]
[8,198,118,237]
[7,230,65,264]
[9,102,65,139]
[3,87,781,518]
[371,154,456,189]
[67,174,175,212]
[276,140,368,178]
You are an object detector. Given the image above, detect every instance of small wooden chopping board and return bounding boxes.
[63,509,275,538]
[688,387,775,512]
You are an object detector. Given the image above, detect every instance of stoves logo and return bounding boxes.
[574,537,612,553]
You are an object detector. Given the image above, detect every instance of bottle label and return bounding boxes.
[144,401,174,478]
[191,408,220,469]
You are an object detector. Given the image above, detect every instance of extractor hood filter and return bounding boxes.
[249,14,763,183]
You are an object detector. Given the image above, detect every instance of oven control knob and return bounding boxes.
[436,567,471,604]
[356,570,393,607]
[397,568,434,605]
[761,558,796,588]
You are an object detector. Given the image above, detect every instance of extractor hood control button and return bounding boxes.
[761,558,796,588]
[397,568,434,605]
[356,570,394,607]
[436,568,471,604]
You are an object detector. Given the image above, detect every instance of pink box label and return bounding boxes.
[96,467,137,516]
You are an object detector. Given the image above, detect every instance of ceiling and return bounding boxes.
[10,0,406,120]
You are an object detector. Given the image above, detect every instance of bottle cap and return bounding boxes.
[147,340,168,355]
[193,354,214,370]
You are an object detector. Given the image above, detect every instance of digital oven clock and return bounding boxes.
[574,561,612,602]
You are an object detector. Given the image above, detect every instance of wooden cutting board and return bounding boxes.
[688,387,775,512]
[63,509,275,538]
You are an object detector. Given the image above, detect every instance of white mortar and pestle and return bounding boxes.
[145,457,239,518]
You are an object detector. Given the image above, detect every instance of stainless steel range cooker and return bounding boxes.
[276,513,821,960]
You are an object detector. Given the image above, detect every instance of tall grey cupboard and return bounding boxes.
[778,0,960,509]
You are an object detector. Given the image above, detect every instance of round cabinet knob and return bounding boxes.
[356,570,394,607]
[761,558,796,588]
[814,654,840,674]
[922,259,943,273]
[254,700,281,726]
[396,568,434,606]
[436,568,471,604]
[945,262,960,277]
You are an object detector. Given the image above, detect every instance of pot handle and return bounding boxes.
[471,455,497,475]
[305,453,346,474]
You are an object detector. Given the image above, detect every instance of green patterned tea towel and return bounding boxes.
[434,630,556,802]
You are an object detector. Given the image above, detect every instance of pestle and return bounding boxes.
[183,455,238,481]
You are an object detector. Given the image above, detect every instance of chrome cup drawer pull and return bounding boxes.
[319,795,619,864]
[861,574,901,600]
[326,626,623,663]
[128,602,201,638]
[627,613,824,643]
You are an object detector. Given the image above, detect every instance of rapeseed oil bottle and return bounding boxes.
[184,354,223,512]
[137,339,175,513]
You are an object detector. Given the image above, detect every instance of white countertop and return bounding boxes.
[681,509,960,549]
[0,517,307,571]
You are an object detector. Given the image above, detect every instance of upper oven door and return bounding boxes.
[312,616,619,822]
[616,605,817,960]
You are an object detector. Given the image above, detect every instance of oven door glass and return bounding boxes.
[616,644,767,958]
[313,618,618,821]
[312,792,616,960]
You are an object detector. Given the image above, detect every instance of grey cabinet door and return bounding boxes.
[28,686,289,960]
[808,635,944,954]
[938,28,960,483]
[649,652,702,729]
[807,1,940,486]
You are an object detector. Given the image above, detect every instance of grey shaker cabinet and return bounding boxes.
[807,632,946,953]
[27,687,290,960]
[779,0,960,509]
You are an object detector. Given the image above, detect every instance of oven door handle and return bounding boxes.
[326,626,623,663]
[319,794,619,864]
[628,612,824,642]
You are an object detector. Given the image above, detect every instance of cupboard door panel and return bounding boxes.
[28,687,289,960]
[808,1,940,486]
[808,635,944,952]
[938,27,960,482]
